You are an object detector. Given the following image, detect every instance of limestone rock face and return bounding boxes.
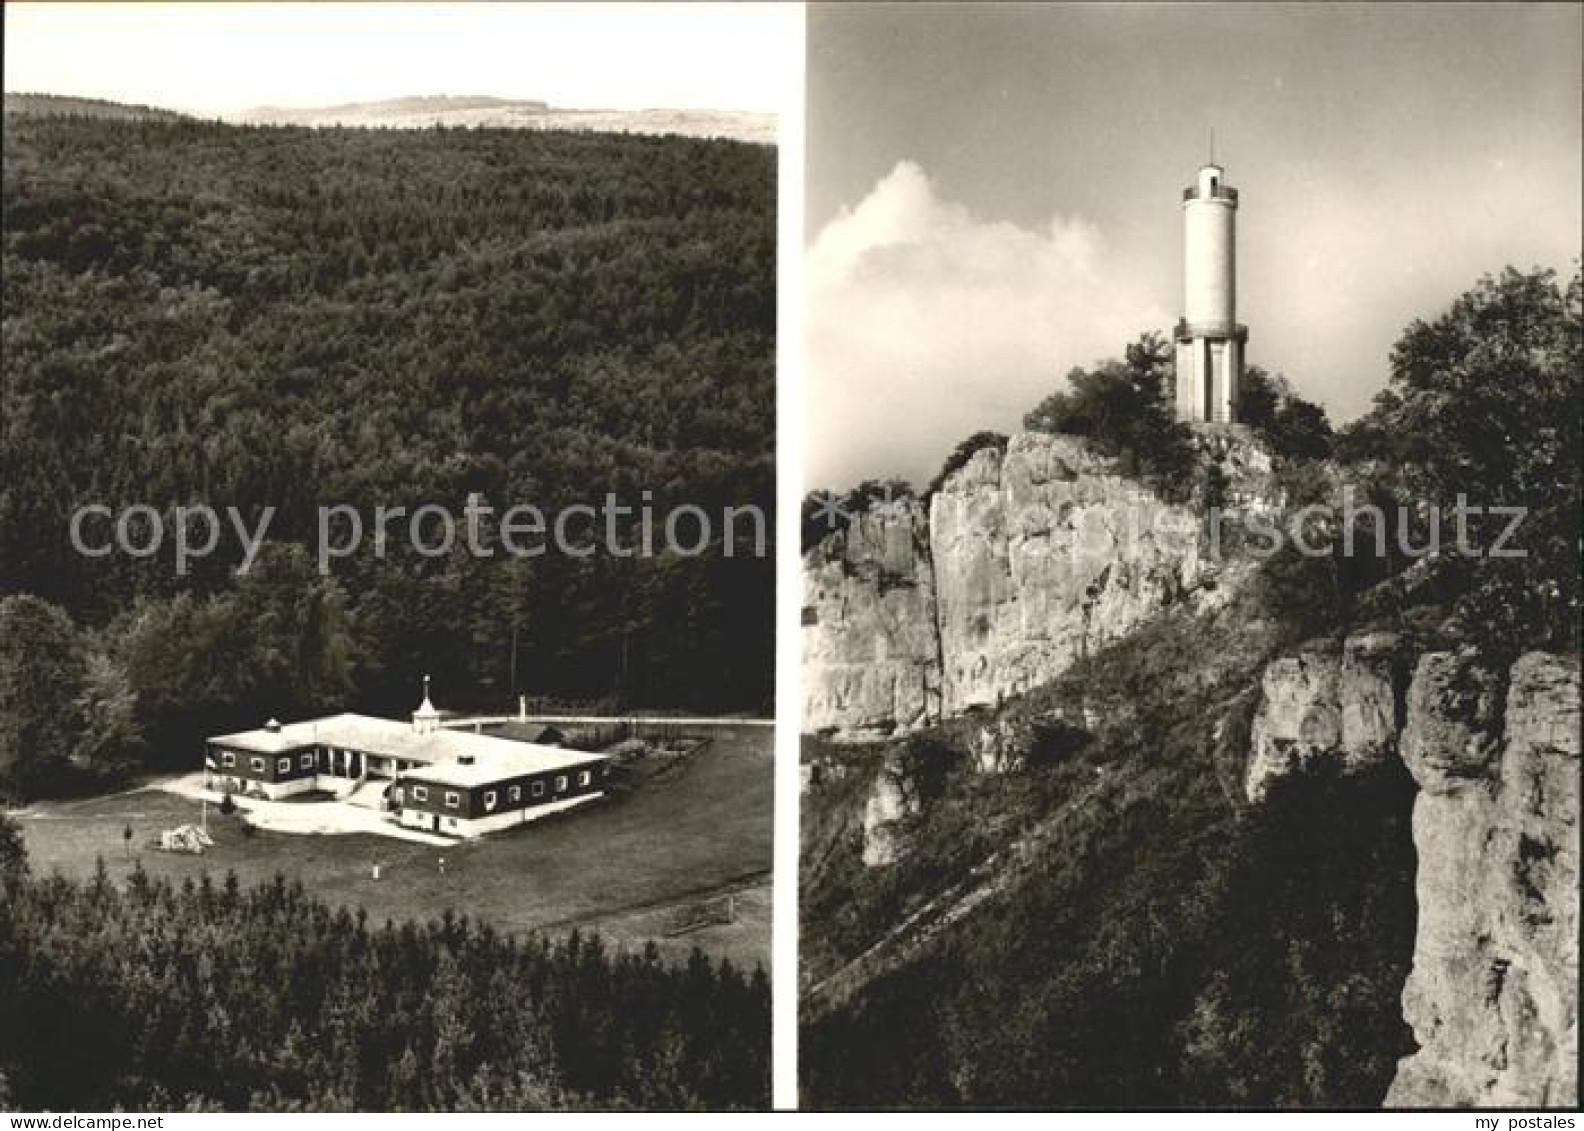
[800,751,852,794]
[802,499,941,738]
[930,433,1208,716]
[1245,647,1343,801]
[1387,651,1579,1108]
[1241,642,1578,1104]
[1399,651,1504,785]
[1339,631,1405,765]
[1243,631,1407,802]
[803,430,1279,739]
[971,716,1033,774]
[862,757,915,868]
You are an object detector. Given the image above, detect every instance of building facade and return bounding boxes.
[1174,162,1247,424]
[205,682,609,839]
[393,750,611,837]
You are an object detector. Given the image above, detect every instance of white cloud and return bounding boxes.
[805,161,1170,491]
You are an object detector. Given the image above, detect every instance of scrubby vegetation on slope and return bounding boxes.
[802,570,1421,1107]
[799,267,1581,1108]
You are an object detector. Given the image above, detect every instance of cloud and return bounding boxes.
[805,161,1169,491]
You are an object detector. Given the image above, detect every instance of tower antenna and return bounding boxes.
[1209,127,1215,165]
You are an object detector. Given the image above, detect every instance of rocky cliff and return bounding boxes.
[802,499,941,738]
[861,753,917,868]
[1245,639,1579,1106]
[931,434,1208,714]
[803,430,1277,738]
[1244,631,1409,802]
[1387,650,1579,1108]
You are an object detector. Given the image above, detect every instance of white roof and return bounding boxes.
[210,712,604,781]
[404,744,606,789]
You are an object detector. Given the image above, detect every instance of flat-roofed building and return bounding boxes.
[393,742,609,837]
[204,677,609,838]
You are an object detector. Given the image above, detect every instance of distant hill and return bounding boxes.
[2,92,191,122]
[233,94,775,144]
[240,93,547,122]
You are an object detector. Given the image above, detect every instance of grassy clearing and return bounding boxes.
[12,723,772,969]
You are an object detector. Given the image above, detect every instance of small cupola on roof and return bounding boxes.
[265,718,282,734]
[412,674,442,735]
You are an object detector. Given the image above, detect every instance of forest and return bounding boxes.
[799,267,1581,1107]
[0,112,775,799]
[0,825,768,1111]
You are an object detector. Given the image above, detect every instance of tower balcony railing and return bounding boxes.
[1183,184,1239,203]
[1173,319,1249,342]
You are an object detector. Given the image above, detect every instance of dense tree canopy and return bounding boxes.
[1238,366,1335,460]
[0,835,768,1111]
[1338,266,1582,655]
[1,114,775,794]
[0,596,87,796]
[1021,332,1334,495]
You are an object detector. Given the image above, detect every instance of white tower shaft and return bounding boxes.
[1174,163,1246,424]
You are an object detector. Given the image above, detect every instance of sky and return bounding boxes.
[4,2,796,115]
[805,3,1583,490]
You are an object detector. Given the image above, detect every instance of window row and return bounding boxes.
[217,750,322,773]
[407,769,598,811]
[210,752,603,804]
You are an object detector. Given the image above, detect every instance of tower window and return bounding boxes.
[1210,176,1218,191]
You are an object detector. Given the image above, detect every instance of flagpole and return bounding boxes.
[202,750,216,834]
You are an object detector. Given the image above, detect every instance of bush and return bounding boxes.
[925,433,1008,496]
[1338,267,1582,654]
[1022,333,1196,500]
[1240,367,1334,459]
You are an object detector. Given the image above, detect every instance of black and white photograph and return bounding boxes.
[3,0,1582,1120]
[1,0,788,1112]
[798,2,1580,1111]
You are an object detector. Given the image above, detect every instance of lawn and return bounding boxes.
[11,724,773,969]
